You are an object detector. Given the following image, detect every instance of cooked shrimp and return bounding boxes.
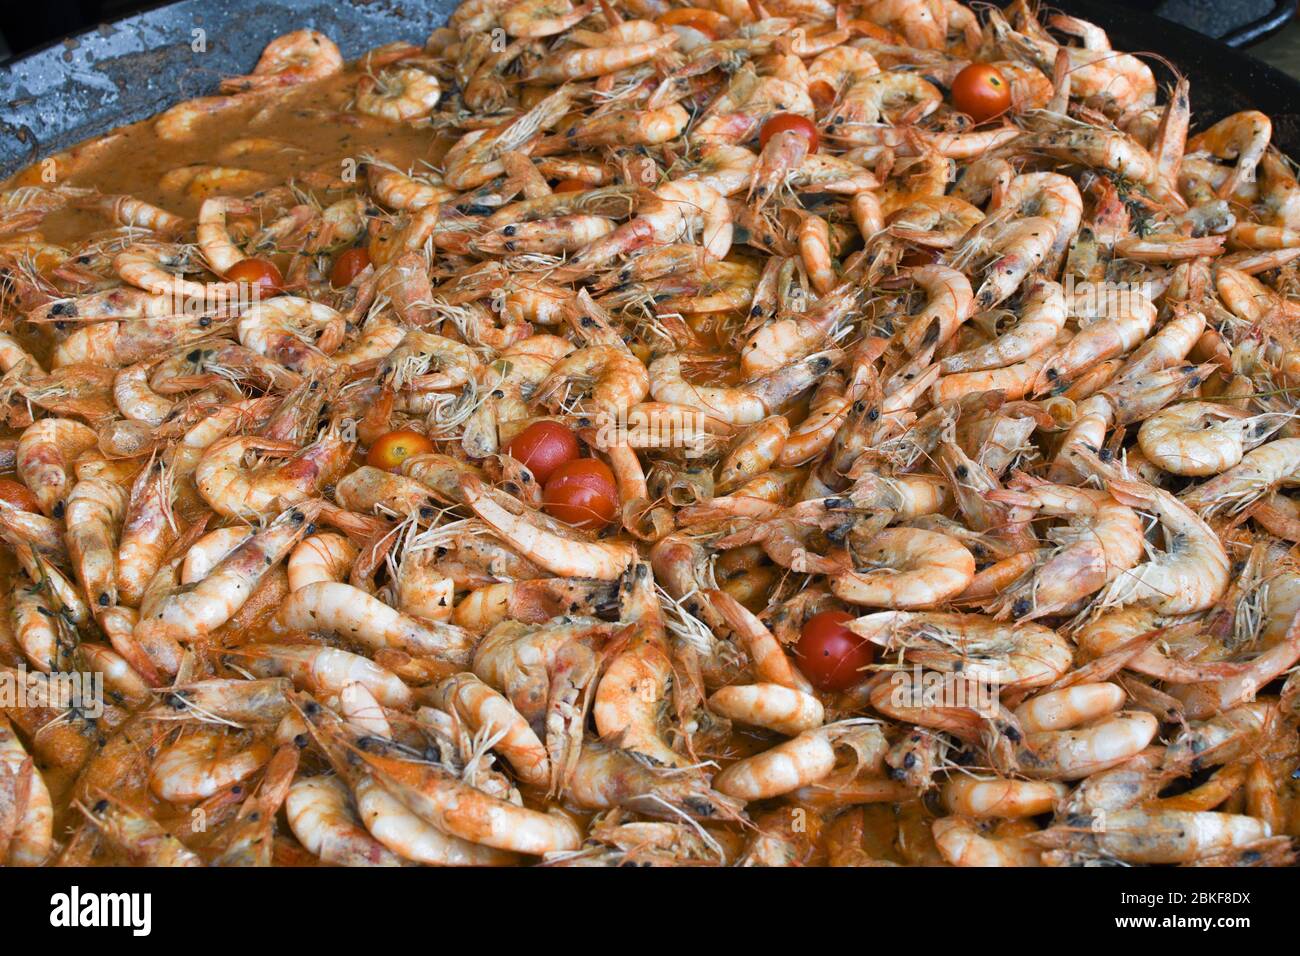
[65,476,129,611]
[78,794,202,866]
[1014,683,1126,734]
[16,418,98,517]
[287,533,358,591]
[196,197,249,275]
[356,68,442,122]
[432,672,550,787]
[0,716,53,865]
[352,772,518,865]
[564,180,732,277]
[651,349,840,426]
[195,422,352,519]
[941,278,1066,374]
[286,775,404,867]
[237,296,345,375]
[233,643,414,708]
[942,778,1066,819]
[179,527,252,584]
[526,29,677,82]
[1188,110,1272,199]
[1076,450,1230,614]
[1037,809,1270,864]
[11,586,70,672]
[460,474,636,579]
[272,582,476,664]
[503,0,593,37]
[708,589,815,693]
[985,482,1143,620]
[537,345,649,414]
[1138,402,1286,477]
[221,29,343,93]
[708,683,824,736]
[831,528,975,609]
[114,243,239,303]
[931,817,1042,867]
[712,723,859,801]
[150,727,272,803]
[1012,712,1159,780]
[135,500,321,648]
[851,611,1073,689]
[1180,437,1300,516]
[353,744,582,855]
[1034,290,1157,394]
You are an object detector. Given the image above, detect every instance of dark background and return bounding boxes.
[2,0,1300,73]
[0,0,149,59]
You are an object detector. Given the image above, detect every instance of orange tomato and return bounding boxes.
[225,257,284,295]
[366,429,434,471]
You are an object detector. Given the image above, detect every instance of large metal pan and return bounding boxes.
[1,0,1299,177]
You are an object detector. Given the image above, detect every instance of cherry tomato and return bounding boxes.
[794,610,874,692]
[655,8,731,40]
[542,458,617,531]
[225,257,284,296]
[330,247,371,288]
[505,421,580,484]
[0,478,39,512]
[950,63,1011,124]
[366,429,434,471]
[553,178,589,193]
[759,112,819,153]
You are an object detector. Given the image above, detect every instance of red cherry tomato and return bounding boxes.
[553,179,589,193]
[366,429,434,471]
[795,610,874,692]
[542,458,618,531]
[0,478,39,512]
[330,247,371,288]
[225,257,284,296]
[505,421,580,484]
[950,63,1011,124]
[759,112,819,153]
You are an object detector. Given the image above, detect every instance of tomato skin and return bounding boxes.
[505,421,580,484]
[330,248,371,288]
[553,179,589,193]
[795,610,874,692]
[759,112,819,153]
[0,478,39,512]
[366,429,434,471]
[225,257,284,295]
[542,458,618,530]
[950,63,1011,124]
